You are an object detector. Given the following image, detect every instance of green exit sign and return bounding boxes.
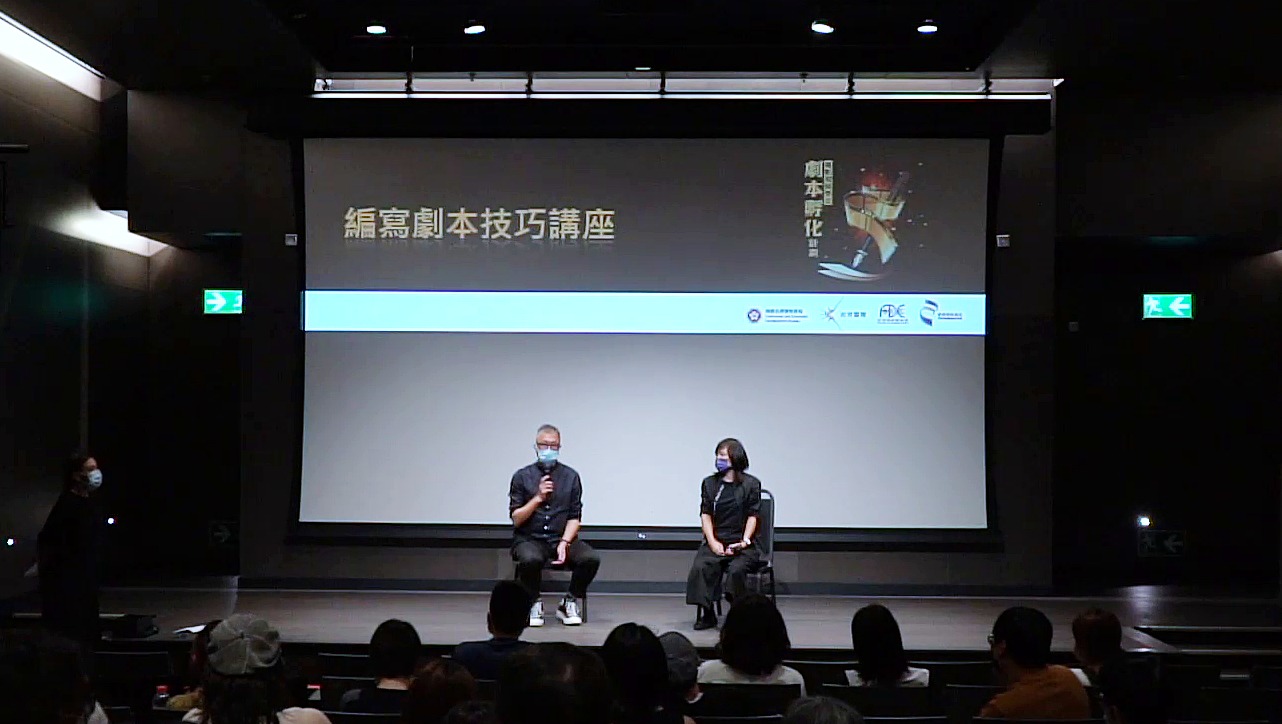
[1142,293,1194,319]
[203,289,243,315]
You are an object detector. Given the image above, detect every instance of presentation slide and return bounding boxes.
[300,138,989,531]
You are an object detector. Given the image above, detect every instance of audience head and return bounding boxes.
[850,604,909,686]
[200,614,289,724]
[0,628,93,724]
[719,593,791,677]
[188,619,223,684]
[370,619,423,681]
[443,700,500,724]
[1072,608,1123,670]
[990,606,1053,672]
[403,658,477,724]
[784,696,865,724]
[601,623,669,720]
[658,631,702,704]
[1096,660,1168,724]
[498,642,612,724]
[488,580,532,638]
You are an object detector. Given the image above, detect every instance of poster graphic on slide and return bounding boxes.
[805,162,917,282]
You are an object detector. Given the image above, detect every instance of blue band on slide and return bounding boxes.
[303,291,986,336]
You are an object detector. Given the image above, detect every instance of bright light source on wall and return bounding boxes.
[365,24,387,35]
[917,20,939,34]
[58,209,167,257]
[107,517,116,526]
[1137,515,1151,528]
[463,21,486,35]
[0,9,106,100]
[810,19,835,34]
[4,538,13,547]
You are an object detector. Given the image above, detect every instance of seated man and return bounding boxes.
[341,619,421,713]
[508,424,600,627]
[452,581,533,681]
[981,606,1091,720]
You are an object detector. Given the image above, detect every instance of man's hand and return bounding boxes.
[535,475,555,503]
[709,540,727,556]
[553,539,569,565]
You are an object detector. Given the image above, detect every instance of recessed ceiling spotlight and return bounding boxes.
[365,24,387,35]
[917,19,938,34]
[463,21,486,35]
[635,66,652,71]
[810,19,835,34]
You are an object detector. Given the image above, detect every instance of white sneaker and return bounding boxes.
[529,600,545,627]
[557,596,582,626]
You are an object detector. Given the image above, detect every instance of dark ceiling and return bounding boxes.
[1,0,1279,91]
[260,0,1036,74]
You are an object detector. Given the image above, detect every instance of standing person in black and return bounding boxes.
[685,438,763,631]
[508,424,601,627]
[37,453,107,652]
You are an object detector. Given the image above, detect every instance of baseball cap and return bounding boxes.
[206,614,282,676]
[658,631,700,688]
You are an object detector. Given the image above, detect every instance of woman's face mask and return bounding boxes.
[85,469,103,490]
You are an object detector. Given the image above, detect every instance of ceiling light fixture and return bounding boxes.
[810,19,835,34]
[917,19,938,34]
[365,24,387,35]
[463,21,486,35]
[635,66,652,72]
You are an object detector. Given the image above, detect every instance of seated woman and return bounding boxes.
[845,604,929,687]
[601,623,694,724]
[184,614,331,724]
[685,438,764,631]
[697,594,806,694]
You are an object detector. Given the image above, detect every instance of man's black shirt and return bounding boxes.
[509,461,583,543]
[700,472,762,543]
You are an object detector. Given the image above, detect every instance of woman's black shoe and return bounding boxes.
[693,606,717,631]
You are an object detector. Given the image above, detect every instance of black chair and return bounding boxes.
[696,717,784,724]
[151,709,188,723]
[1250,665,1282,689]
[1161,664,1222,690]
[320,676,375,711]
[475,678,499,701]
[914,661,998,688]
[714,490,778,614]
[865,717,949,724]
[943,685,1005,724]
[820,684,941,716]
[318,652,371,677]
[1169,687,1282,723]
[692,683,802,717]
[974,719,1103,724]
[785,660,860,693]
[102,706,134,724]
[324,713,401,724]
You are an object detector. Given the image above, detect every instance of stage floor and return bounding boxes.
[45,584,1282,653]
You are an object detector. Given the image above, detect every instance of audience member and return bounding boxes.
[783,696,865,724]
[184,614,331,724]
[0,628,101,724]
[341,619,422,713]
[658,632,703,708]
[169,619,223,711]
[1070,608,1125,686]
[443,700,500,724]
[601,623,694,724]
[498,642,613,724]
[697,593,806,693]
[980,607,1090,720]
[452,580,532,681]
[845,604,929,687]
[403,658,478,724]
[1095,660,1168,724]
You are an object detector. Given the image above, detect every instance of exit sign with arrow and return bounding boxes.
[203,289,243,315]
[1142,293,1194,319]
[1138,529,1186,557]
